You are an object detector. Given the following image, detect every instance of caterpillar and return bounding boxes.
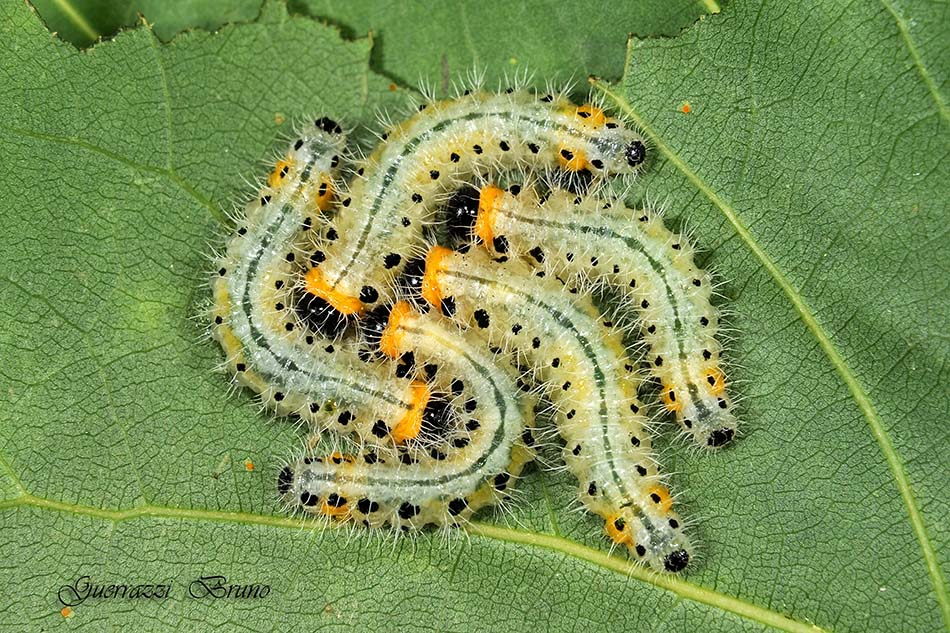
[408,245,692,572]
[209,82,737,573]
[466,185,737,448]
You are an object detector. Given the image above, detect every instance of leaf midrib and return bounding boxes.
[589,60,949,629]
[0,493,825,633]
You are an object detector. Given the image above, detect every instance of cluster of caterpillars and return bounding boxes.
[210,85,737,573]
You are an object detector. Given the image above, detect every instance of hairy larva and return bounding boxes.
[209,81,738,572]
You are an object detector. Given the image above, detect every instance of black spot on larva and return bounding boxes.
[237,227,247,235]
[338,411,353,426]
[700,316,710,326]
[300,491,318,507]
[363,452,378,464]
[399,257,426,299]
[499,140,510,151]
[630,403,640,414]
[448,498,468,515]
[703,349,713,360]
[511,323,523,334]
[284,322,294,332]
[641,299,650,309]
[309,402,320,414]
[529,246,545,263]
[718,398,729,409]
[493,235,509,253]
[423,363,438,379]
[325,493,346,508]
[562,381,572,390]
[438,295,456,317]
[395,351,414,378]
[647,325,656,334]
[572,444,582,455]
[430,170,440,180]
[430,448,447,460]
[664,550,690,573]
[508,184,521,195]
[532,336,541,349]
[684,418,693,429]
[357,498,380,514]
[693,278,702,287]
[411,193,423,203]
[452,436,470,449]
[444,185,480,240]
[551,357,560,368]
[326,228,338,241]
[277,466,293,495]
[564,168,593,194]
[522,428,535,446]
[527,142,540,154]
[297,292,349,338]
[371,420,389,438]
[398,502,420,519]
[590,256,599,267]
[464,399,477,413]
[450,152,460,162]
[260,195,271,205]
[625,140,646,167]
[274,280,284,289]
[330,155,340,168]
[214,316,223,325]
[630,435,640,447]
[650,493,662,503]
[587,481,598,496]
[293,139,304,150]
[401,216,411,227]
[540,94,553,102]
[614,517,626,531]
[494,472,510,490]
[384,253,402,269]
[590,158,604,169]
[310,250,325,266]
[566,409,576,420]
[450,379,464,395]
[466,419,480,431]
[635,465,647,476]
[473,309,490,328]
[672,243,681,250]
[472,144,483,154]
[399,453,415,465]
[236,363,246,372]
[669,518,680,529]
[565,252,575,262]
[273,391,285,401]
[314,116,343,134]
[635,544,646,556]
[359,285,379,304]
[655,356,663,367]
[285,252,295,263]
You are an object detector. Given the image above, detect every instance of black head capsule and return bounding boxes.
[443,185,481,241]
[663,549,690,573]
[399,256,427,301]
[625,140,646,168]
[296,292,349,338]
[314,116,343,135]
[707,427,735,448]
[359,305,392,352]
[420,394,454,438]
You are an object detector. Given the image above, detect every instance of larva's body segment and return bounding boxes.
[417,247,692,572]
[482,187,737,448]
[311,90,647,313]
[281,306,535,529]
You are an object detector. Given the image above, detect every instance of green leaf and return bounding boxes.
[2,1,947,631]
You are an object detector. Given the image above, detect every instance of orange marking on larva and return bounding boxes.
[303,268,363,316]
[576,104,606,128]
[647,485,673,512]
[660,386,682,413]
[704,367,726,396]
[605,514,632,545]
[392,381,430,443]
[475,186,504,246]
[268,158,293,189]
[314,177,334,211]
[421,246,454,309]
[557,145,588,172]
[327,451,356,465]
[321,499,349,518]
[680,102,692,114]
[380,301,414,358]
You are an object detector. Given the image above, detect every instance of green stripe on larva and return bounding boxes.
[316,90,646,309]
[425,247,692,573]
[488,187,737,448]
